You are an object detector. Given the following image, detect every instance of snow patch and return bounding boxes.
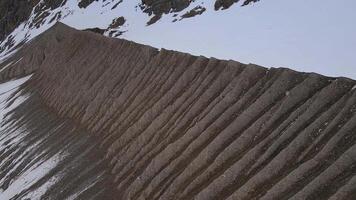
[0,75,31,108]
[66,172,105,200]
[0,62,13,73]
[0,153,64,200]
[0,57,23,73]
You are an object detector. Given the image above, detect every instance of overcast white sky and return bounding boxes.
[121,0,356,79]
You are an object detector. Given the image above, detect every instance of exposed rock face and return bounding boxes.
[0,0,38,41]
[109,17,126,29]
[141,0,258,24]
[214,0,259,10]
[83,16,126,36]
[181,6,207,19]
[1,23,356,199]
[0,0,67,41]
[78,0,97,8]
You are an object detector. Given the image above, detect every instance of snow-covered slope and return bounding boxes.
[0,0,256,57]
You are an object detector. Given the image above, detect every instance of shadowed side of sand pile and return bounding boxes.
[0,23,356,199]
[0,80,117,199]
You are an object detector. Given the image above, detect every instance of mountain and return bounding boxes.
[0,0,260,58]
[0,22,356,199]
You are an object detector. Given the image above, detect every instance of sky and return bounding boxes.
[120,0,356,79]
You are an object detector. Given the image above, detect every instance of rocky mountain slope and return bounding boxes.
[0,0,260,58]
[0,23,356,199]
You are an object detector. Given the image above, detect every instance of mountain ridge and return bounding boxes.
[1,22,355,82]
[1,22,356,199]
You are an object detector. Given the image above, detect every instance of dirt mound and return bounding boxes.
[1,23,356,199]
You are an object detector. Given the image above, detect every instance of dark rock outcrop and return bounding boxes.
[141,0,259,24]
[0,0,67,41]
[181,6,206,19]
[83,27,106,34]
[78,0,97,8]
[109,17,126,29]
[0,0,38,41]
[214,0,259,10]
[1,23,356,199]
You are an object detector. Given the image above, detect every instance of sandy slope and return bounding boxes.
[0,23,356,199]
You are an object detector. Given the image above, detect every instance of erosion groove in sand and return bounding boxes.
[0,23,356,199]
